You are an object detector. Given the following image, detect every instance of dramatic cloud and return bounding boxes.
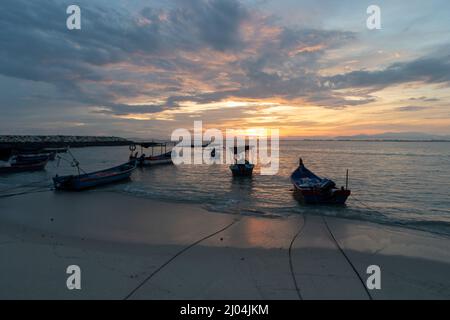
[0,0,364,116]
[1,0,449,136]
[325,54,450,91]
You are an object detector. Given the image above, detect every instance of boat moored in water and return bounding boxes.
[230,162,254,176]
[129,142,173,166]
[229,145,255,177]
[10,153,52,164]
[290,158,350,205]
[53,161,137,191]
[0,158,49,174]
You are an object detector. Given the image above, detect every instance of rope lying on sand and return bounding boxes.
[124,217,240,300]
[322,215,373,300]
[351,195,379,213]
[288,213,307,300]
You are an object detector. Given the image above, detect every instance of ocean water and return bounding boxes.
[1,141,449,236]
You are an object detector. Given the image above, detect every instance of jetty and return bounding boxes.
[0,135,132,160]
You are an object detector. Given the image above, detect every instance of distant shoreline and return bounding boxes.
[1,135,450,149]
[288,139,450,142]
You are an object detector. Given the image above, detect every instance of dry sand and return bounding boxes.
[0,191,449,299]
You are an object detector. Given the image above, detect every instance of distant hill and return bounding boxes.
[333,132,450,141]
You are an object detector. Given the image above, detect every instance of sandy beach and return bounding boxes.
[0,191,449,300]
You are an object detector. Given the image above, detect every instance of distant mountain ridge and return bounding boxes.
[334,132,450,141]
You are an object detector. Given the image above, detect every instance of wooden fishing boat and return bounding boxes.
[230,163,254,176]
[11,154,51,164]
[133,151,173,166]
[0,159,49,174]
[290,158,350,205]
[42,147,68,154]
[129,142,173,166]
[229,145,254,177]
[53,161,136,191]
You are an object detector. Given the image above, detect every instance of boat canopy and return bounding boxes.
[134,142,170,148]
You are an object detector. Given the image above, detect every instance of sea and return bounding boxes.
[1,141,449,236]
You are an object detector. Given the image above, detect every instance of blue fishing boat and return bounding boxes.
[230,162,254,176]
[53,161,136,191]
[229,145,254,177]
[290,158,351,205]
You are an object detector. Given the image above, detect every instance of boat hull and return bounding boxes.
[293,185,350,205]
[53,162,136,191]
[290,161,351,205]
[230,164,254,176]
[12,154,50,164]
[141,158,173,166]
[0,160,48,174]
[131,151,173,167]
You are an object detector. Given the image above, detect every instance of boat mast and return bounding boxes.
[346,169,349,190]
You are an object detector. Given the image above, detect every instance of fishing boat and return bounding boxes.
[229,145,254,177]
[0,158,49,174]
[129,142,173,166]
[11,153,51,164]
[143,151,172,165]
[42,147,68,154]
[230,162,254,176]
[53,161,136,191]
[290,158,351,205]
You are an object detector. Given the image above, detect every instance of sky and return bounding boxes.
[0,0,449,138]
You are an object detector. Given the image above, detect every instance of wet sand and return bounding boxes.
[0,191,449,299]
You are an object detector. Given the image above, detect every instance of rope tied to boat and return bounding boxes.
[288,213,307,300]
[322,215,373,300]
[123,217,240,300]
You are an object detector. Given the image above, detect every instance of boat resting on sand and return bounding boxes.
[290,158,351,205]
[53,161,136,191]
